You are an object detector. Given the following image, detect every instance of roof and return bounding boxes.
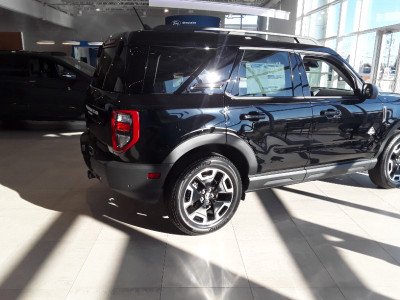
[105,26,333,55]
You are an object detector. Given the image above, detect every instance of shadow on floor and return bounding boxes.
[0,122,398,299]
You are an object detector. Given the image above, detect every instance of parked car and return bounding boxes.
[0,51,94,120]
[80,26,400,235]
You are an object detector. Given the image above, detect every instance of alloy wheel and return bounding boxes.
[182,167,234,226]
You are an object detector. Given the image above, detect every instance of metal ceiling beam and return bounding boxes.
[0,0,74,28]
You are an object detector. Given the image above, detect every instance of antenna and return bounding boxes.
[133,7,151,30]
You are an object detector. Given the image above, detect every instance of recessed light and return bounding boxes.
[62,41,80,45]
[36,40,55,45]
[164,8,169,13]
[95,8,101,12]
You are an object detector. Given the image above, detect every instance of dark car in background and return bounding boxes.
[0,51,94,120]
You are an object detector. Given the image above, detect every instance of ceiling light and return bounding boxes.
[188,10,194,13]
[164,8,169,13]
[62,41,80,45]
[88,42,104,46]
[95,8,101,12]
[228,13,233,19]
[36,40,55,45]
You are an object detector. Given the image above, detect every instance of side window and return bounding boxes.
[0,54,29,77]
[29,59,61,79]
[55,64,76,79]
[145,46,216,94]
[302,56,355,96]
[233,50,293,97]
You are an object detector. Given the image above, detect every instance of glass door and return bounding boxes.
[376,31,400,92]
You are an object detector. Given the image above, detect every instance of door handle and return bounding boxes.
[240,113,266,121]
[320,109,341,119]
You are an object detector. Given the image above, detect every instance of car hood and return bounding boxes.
[378,92,400,102]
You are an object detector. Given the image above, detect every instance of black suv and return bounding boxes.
[80,26,400,235]
[0,51,94,120]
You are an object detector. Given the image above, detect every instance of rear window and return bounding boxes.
[0,54,29,77]
[92,44,147,93]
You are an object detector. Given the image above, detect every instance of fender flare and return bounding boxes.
[376,120,400,158]
[162,132,258,174]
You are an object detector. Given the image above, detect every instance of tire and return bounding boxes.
[369,132,400,189]
[167,156,242,235]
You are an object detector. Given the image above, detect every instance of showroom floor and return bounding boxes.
[0,121,400,300]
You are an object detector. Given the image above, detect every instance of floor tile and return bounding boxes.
[252,287,346,300]
[66,288,161,300]
[161,287,253,300]
[238,238,335,288]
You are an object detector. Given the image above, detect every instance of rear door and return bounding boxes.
[28,57,85,119]
[0,53,30,118]
[225,48,313,175]
[299,53,383,166]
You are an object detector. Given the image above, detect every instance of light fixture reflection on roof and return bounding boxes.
[36,40,55,45]
[62,41,80,45]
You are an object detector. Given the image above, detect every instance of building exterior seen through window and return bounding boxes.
[296,0,400,93]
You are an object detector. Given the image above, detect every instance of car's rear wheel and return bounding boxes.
[167,156,242,235]
[369,132,400,189]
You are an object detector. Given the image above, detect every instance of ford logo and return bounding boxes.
[172,20,182,26]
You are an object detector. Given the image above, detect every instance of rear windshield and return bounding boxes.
[92,44,147,93]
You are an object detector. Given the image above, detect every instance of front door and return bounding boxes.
[300,54,383,166]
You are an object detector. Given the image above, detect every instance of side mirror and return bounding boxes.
[61,72,77,80]
[362,83,378,99]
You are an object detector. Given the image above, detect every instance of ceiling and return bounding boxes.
[35,0,282,16]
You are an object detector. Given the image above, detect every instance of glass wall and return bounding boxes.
[297,0,400,92]
[224,15,258,31]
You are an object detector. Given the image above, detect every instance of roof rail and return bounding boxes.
[152,25,320,46]
[200,27,320,45]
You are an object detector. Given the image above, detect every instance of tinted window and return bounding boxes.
[125,46,148,94]
[145,46,217,94]
[93,43,146,93]
[234,50,293,97]
[0,54,29,77]
[92,44,120,90]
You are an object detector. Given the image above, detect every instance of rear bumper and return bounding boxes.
[81,132,173,202]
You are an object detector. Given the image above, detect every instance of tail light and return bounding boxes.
[111,110,139,152]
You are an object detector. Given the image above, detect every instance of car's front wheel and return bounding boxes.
[167,156,242,235]
[369,132,400,189]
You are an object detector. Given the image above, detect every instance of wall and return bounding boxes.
[0,7,75,54]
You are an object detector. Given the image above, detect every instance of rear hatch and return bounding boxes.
[86,33,148,147]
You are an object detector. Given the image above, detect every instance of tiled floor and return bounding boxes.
[1,121,400,300]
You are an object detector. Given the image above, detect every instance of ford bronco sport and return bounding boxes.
[81,26,400,235]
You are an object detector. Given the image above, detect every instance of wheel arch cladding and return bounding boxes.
[162,133,257,193]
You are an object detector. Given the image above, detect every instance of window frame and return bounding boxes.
[297,51,363,98]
